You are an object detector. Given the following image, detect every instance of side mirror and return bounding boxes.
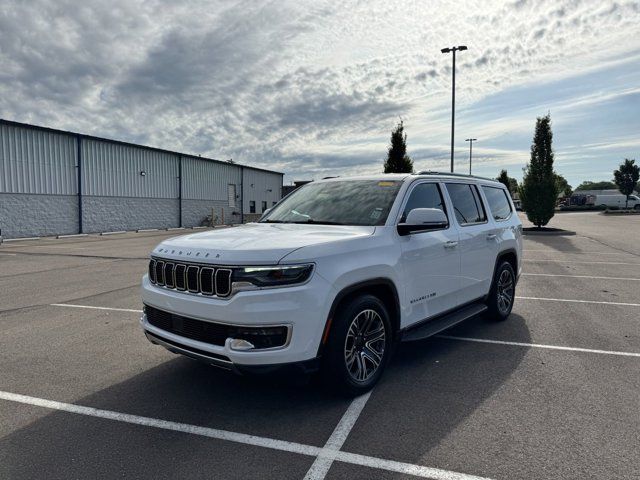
[397,208,448,236]
[259,207,273,221]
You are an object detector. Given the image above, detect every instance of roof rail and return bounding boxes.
[415,170,499,183]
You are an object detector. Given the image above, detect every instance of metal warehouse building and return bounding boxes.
[0,120,283,238]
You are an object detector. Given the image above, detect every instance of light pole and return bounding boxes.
[441,45,467,173]
[465,138,476,175]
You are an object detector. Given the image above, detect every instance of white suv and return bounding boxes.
[141,173,522,394]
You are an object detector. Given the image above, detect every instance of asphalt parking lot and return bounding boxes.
[1,212,639,480]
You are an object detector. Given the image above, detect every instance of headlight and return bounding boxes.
[231,264,314,291]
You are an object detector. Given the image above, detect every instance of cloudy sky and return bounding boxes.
[1,0,639,187]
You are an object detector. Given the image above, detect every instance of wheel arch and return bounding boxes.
[493,248,518,284]
[318,278,401,356]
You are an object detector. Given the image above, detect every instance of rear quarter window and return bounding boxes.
[482,186,512,221]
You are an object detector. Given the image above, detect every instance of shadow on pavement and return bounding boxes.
[0,314,529,479]
[0,356,349,479]
[341,313,530,467]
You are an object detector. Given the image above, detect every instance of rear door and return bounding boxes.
[444,182,494,304]
[397,181,460,327]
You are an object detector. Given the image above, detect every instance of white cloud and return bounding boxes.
[0,0,638,184]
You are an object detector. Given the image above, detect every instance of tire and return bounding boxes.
[321,294,392,396]
[634,204,640,211]
[486,261,516,321]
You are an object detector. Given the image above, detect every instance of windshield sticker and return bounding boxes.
[370,208,383,220]
[377,181,397,187]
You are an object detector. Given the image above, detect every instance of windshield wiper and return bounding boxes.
[289,219,345,225]
[260,219,286,223]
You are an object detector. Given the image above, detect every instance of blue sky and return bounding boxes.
[0,0,638,188]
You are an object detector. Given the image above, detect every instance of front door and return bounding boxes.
[398,181,461,328]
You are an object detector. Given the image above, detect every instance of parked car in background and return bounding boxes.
[140,173,523,394]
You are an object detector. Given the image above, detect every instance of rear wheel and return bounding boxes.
[322,294,392,396]
[487,261,516,320]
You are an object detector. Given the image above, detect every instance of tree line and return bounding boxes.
[382,116,639,227]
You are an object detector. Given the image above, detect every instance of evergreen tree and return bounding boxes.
[383,121,413,173]
[496,169,518,195]
[613,158,640,209]
[519,114,559,228]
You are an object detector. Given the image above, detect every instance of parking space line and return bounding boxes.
[523,259,640,265]
[516,296,640,307]
[304,392,372,480]
[50,304,142,313]
[0,390,492,480]
[522,273,640,281]
[437,336,640,358]
[524,250,636,256]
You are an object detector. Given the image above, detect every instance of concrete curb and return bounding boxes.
[522,229,576,236]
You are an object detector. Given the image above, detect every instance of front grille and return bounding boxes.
[145,305,289,349]
[149,258,232,298]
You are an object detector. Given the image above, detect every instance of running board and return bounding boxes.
[400,303,488,342]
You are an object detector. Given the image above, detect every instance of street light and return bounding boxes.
[441,45,467,173]
[465,138,477,175]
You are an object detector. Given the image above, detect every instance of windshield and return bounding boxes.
[261,180,402,226]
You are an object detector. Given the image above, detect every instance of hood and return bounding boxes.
[152,223,376,264]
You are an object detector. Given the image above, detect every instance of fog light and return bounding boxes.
[229,338,255,351]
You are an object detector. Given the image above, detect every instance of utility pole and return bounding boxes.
[465,138,477,175]
[441,45,467,172]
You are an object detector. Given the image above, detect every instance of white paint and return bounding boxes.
[516,296,640,307]
[523,259,640,265]
[100,231,126,236]
[0,253,17,256]
[522,273,640,281]
[0,390,492,480]
[525,250,636,256]
[334,451,493,480]
[437,335,640,358]
[50,303,142,313]
[304,391,372,480]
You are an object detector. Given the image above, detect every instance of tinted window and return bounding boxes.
[446,183,486,225]
[482,186,512,220]
[262,180,402,226]
[401,183,447,222]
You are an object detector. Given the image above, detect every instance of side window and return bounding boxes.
[482,186,512,221]
[401,182,447,223]
[445,183,486,225]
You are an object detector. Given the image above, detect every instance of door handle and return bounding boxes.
[486,233,497,240]
[444,240,458,249]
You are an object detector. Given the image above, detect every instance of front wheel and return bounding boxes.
[486,261,516,320]
[321,294,392,396]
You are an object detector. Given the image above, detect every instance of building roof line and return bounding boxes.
[0,118,283,176]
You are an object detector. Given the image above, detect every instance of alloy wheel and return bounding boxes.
[496,269,514,315]
[344,309,386,382]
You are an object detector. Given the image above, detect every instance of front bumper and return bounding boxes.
[140,272,334,368]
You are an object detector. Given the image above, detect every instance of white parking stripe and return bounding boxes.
[516,296,640,307]
[523,259,640,265]
[304,391,372,480]
[50,303,142,313]
[522,273,640,281]
[524,250,636,256]
[0,390,492,480]
[437,336,640,358]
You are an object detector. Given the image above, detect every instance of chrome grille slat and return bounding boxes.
[149,258,234,298]
[186,265,200,293]
[164,263,175,288]
[215,269,232,297]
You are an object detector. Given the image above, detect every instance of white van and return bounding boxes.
[591,194,640,209]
